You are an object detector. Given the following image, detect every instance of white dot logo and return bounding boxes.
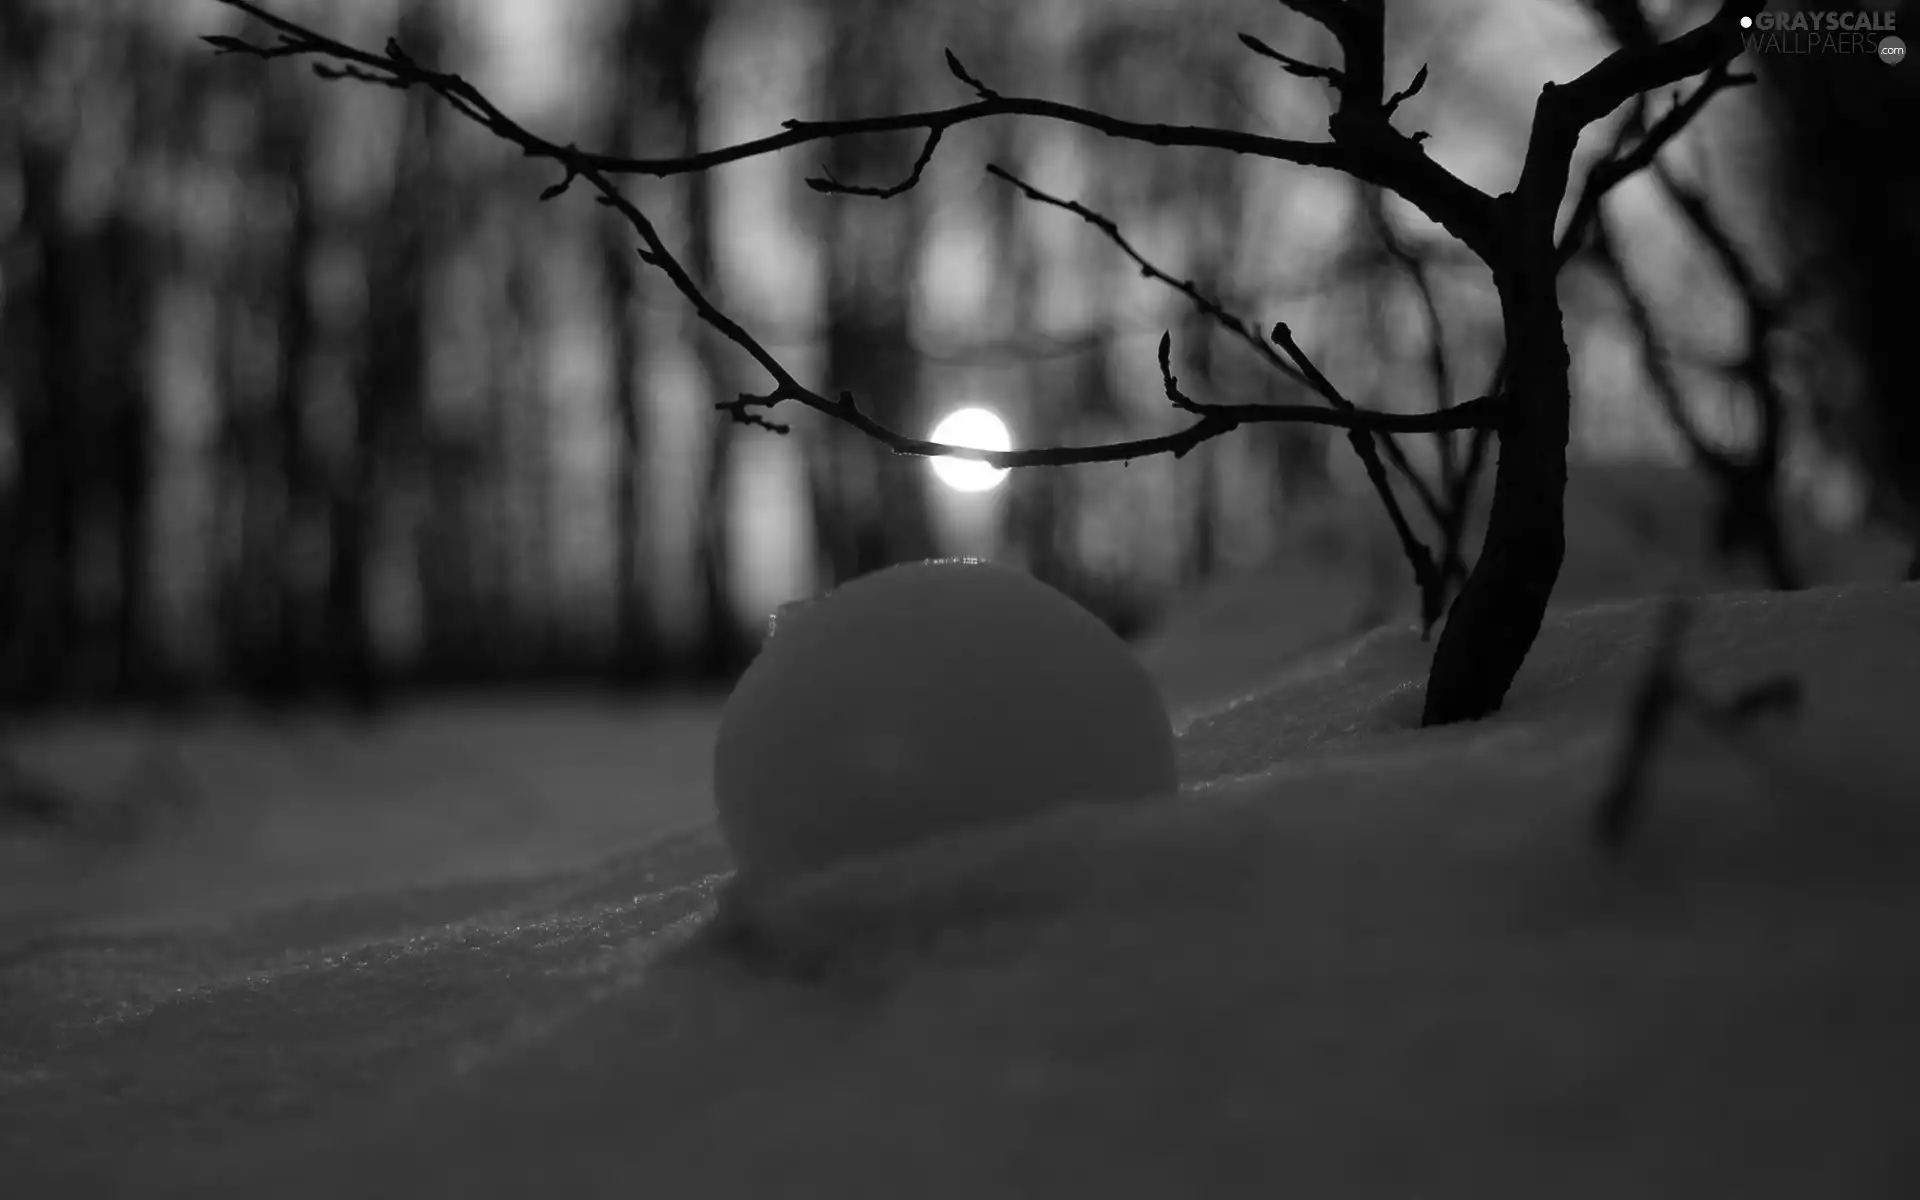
[1740,16,1754,28]
[1881,36,1907,65]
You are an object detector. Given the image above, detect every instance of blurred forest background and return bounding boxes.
[1,0,1914,717]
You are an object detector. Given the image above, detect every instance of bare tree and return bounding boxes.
[205,0,1766,726]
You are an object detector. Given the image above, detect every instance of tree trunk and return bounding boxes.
[1421,255,1569,726]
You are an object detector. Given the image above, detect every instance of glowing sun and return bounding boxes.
[928,407,1012,493]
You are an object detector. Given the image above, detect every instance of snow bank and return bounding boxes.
[6,584,1917,1197]
[18,584,1883,1197]
[0,695,721,941]
[1137,460,1910,720]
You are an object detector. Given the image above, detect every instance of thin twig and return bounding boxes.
[1237,32,1342,86]
[985,163,1312,391]
[984,163,1446,536]
[1362,184,1454,471]
[1269,320,1446,626]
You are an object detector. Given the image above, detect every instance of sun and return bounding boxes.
[928,407,1012,493]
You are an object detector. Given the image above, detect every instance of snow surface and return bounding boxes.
[5,573,1919,1196]
[1137,460,1910,720]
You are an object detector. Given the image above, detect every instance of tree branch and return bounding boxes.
[1514,0,1761,248]
[1588,198,1799,589]
[1277,0,1386,109]
[212,0,1503,258]
[206,0,1501,479]
[987,162,1469,616]
[1363,187,1453,429]
[1237,32,1341,85]
[1556,62,1754,266]
[807,126,945,198]
[985,164,1313,392]
[1268,321,1448,625]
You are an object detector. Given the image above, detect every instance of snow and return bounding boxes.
[1137,459,1911,721]
[1,696,719,943]
[715,559,1177,882]
[5,561,1919,1195]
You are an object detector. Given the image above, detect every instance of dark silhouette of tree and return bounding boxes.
[205,0,1769,725]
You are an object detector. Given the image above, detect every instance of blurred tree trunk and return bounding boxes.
[4,184,158,702]
[1176,244,1236,587]
[1182,352,1221,584]
[1177,46,1251,588]
[0,0,47,704]
[253,78,322,700]
[212,251,274,701]
[806,1,936,583]
[330,0,441,710]
[601,0,660,683]
[1269,424,1331,510]
[1758,1,1919,551]
[198,65,294,705]
[2,132,81,702]
[416,424,487,679]
[93,211,156,697]
[990,121,1068,584]
[658,0,750,674]
[499,237,558,669]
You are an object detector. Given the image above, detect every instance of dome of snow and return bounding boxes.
[714,558,1178,882]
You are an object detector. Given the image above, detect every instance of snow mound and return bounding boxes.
[715,559,1177,883]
